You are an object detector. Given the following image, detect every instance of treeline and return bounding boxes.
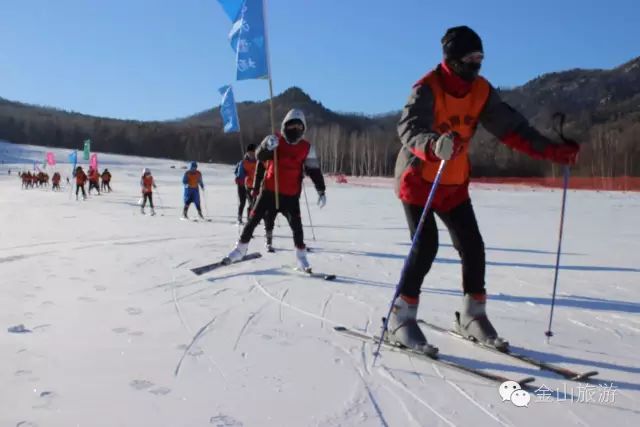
[1,55,639,178]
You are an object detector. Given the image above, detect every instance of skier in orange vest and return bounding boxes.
[387,26,580,354]
[234,144,258,225]
[140,168,157,215]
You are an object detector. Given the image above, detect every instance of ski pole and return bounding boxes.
[155,188,165,215]
[372,159,447,367]
[545,166,570,342]
[302,181,316,241]
[202,187,209,217]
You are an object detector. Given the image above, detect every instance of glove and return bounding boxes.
[549,140,580,165]
[265,135,279,151]
[317,191,326,208]
[431,132,462,161]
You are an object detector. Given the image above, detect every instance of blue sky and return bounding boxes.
[0,0,638,121]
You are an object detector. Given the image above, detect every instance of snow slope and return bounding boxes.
[1,141,639,427]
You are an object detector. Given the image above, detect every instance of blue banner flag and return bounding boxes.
[218,85,240,133]
[217,0,243,21]
[68,150,77,175]
[232,0,269,80]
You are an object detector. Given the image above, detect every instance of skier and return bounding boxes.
[140,168,157,215]
[388,26,580,354]
[225,109,326,270]
[51,172,61,191]
[234,144,258,225]
[74,166,88,200]
[87,167,100,195]
[182,161,205,220]
[101,168,112,192]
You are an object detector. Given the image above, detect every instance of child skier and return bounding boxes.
[87,167,100,195]
[140,168,157,215]
[74,166,88,200]
[51,172,61,191]
[101,168,112,192]
[387,26,580,354]
[225,109,326,270]
[234,144,258,225]
[182,161,205,220]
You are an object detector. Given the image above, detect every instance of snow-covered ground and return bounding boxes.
[1,141,639,427]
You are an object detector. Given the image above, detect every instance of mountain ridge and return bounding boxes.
[1,56,639,177]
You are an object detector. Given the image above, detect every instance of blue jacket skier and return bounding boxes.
[182,161,205,219]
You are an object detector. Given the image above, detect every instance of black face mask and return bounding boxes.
[449,59,481,82]
[284,126,304,143]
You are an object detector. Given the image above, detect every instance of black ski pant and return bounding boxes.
[142,193,154,208]
[399,199,485,299]
[88,181,100,194]
[76,184,86,198]
[236,184,251,221]
[239,190,304,248]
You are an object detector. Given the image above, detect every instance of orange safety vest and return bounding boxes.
[142,175,154,194]
[185,170,202,188]
[243,158,257,188]
[419,72,490,185]
[76,171,87,185]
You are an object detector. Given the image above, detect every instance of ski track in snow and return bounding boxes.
[171,270,228,382]
[232,303,268,352]
[568,318,598,331]
[278,288,289,323]
[318,337,392,427]
[319,293,333,329]
[430,363,510,427]
[381,384,422,427]
[254,278,339,326]
[173,311,218,377]
[378,366,457,427]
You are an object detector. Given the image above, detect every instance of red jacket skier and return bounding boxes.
[225,109,326,271]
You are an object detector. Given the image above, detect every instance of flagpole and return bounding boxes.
[263,0,279,210]
[235,86,245,156]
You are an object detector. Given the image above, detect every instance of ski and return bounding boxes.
[284,265,336,281]
[418,320,598,381]
[190,252,262,276]
[334,325,537,388]
[180,217,212,223]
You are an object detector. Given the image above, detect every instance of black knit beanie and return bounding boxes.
[442,26,483,60]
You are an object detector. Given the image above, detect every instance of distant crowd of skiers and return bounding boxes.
[19,167,113,199]
[19,171,56,189]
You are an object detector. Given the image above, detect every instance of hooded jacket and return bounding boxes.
[255,109,325,197]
